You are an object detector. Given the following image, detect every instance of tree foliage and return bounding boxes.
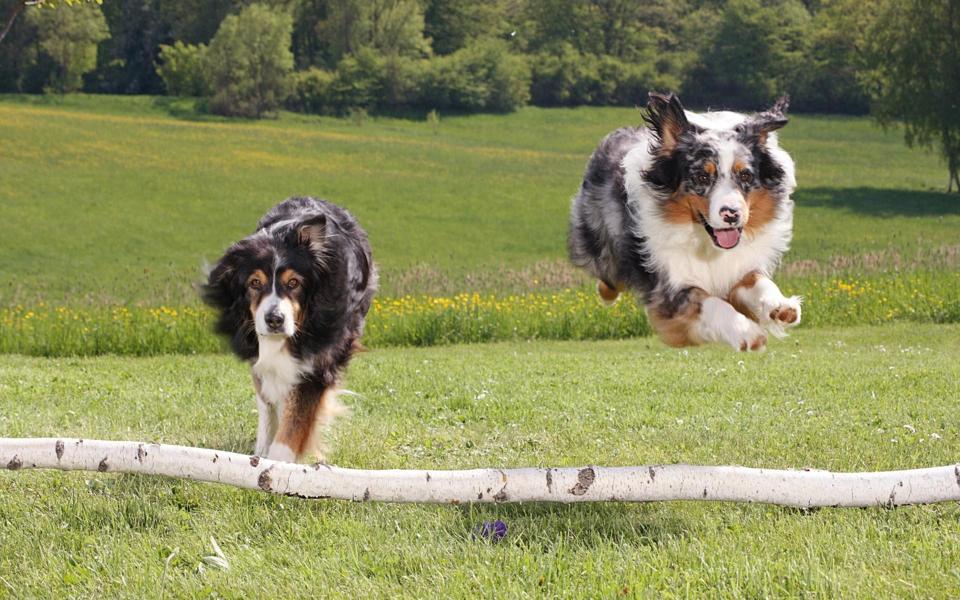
[861,0,960,191]
[28,1,108,92]
[205,3,294,118]
[157,40,207,96]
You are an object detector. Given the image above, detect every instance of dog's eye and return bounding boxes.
[695,172,711,186]
[249,278,263,290]
[739,171,754,184]
[286,278,300,290]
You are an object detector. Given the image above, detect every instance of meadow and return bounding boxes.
[2,323,960,597]
[1,94,958,354]
[2,95,960,597]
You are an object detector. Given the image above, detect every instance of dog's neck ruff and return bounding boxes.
[253,336,306,405]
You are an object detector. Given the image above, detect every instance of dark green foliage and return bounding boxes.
[423,0,507,55]
[156,41,208,96]
[28,2,109,93]
[420,38,530,112]
[683,0,811,110]
[328,47,385,110]
[288,66,334,113]
[317,0,430,65]
[861,0,960,191]
[530,43,676,107]
[788,0,869,113]
[205,3,294,118]
[0,0,933,118]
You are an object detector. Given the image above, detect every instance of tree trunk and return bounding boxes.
[3,437,960,508]
[0,1,27,45]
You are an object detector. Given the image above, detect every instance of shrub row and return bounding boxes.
[288,40,530,115]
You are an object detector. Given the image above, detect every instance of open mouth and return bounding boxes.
[699,215,742,249]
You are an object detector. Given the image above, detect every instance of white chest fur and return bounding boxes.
[252,337,304,405]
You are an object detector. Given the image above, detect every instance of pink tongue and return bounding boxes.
[714,228,741,249]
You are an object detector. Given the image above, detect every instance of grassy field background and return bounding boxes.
[2,323,960,597]
[1,94,958,354]
[3,96,960,596]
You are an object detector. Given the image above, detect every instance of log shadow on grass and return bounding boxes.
[796,187,960,217]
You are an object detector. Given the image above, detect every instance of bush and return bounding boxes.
[420,38,529,112]
[205,4,294,118]
[288,67,335,114]
[327,47,386,111]
[530,44,675,107]
[157,42,208,97]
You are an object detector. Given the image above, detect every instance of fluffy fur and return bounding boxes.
[569,92,802,351]
[202,197,377,462]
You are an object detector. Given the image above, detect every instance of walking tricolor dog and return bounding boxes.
[203,197,376,462]
[569,92,802,351]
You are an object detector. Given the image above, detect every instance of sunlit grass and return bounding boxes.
[1,272,957,356]
[2,323,960,597]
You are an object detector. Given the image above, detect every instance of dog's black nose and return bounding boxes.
[720,206,740,225]
[265,311,284,330]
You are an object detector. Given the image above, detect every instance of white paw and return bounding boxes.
[725,313,768,352]
[266,442,296,463]
[761,295,802,337]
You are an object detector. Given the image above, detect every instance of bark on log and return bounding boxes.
[3,438,960,508]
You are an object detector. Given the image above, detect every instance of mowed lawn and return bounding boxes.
[2,94,958,304]
[2,323,960,597]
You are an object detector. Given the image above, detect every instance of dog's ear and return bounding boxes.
[644,92,690,154]
[297,214,327,258]
[738,95,790,145]
[201,245,245,310]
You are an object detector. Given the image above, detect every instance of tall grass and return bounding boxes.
[2,273,957,356]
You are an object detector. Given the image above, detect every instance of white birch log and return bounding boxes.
[2,437,960,508]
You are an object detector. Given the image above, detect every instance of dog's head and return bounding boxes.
[202,214,328,357]
[642,92,792,250]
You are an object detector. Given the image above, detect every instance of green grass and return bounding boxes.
[2,94,958,303]
[2,323,960,597]
[1,272,960,356]
[1,94,958,354]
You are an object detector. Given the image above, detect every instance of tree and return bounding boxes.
[862,0,960,191]
[28,0,108,92]
[157,40,207,96]
[205,3,294,118]
[317,0,429,63]
[683,0,811,110]
[0,0,101,45]
[423,0,507,55]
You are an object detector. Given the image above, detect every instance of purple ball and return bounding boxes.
[476,520,508,542]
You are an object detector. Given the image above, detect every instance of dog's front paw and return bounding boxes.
[762,296,802,336]
[725,314,767,352]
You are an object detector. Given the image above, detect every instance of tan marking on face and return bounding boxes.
[703,161,716,175]
[278,269,305,327]
[727,271,763,322]
[247,269,268,319]
[744,188,777,236]
[646,288,709,347]
[733,160,748,173]
[662,193,710,225]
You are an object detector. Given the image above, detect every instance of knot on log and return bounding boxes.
[569,467,595,496]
